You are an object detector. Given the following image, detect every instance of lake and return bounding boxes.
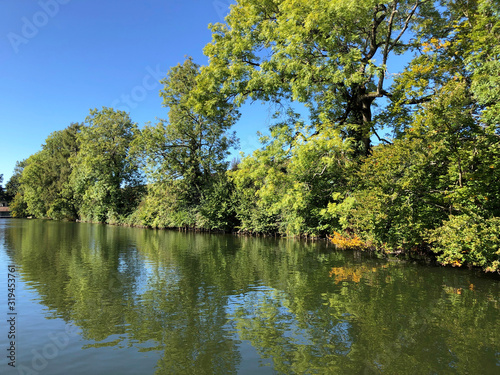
[0,219,499,374]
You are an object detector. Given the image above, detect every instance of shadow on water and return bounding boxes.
[1,219,499,374]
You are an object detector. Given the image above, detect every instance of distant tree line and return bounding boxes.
[4,0,499,272]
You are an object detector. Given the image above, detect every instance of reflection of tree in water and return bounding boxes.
[225,249,500,374]
[127,231,243,374]
[4,221,242,374]
[226,286,358,374]
[4,220,500,374]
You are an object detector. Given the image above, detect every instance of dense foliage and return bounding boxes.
[127,58,239,230]
[5,0,499,272]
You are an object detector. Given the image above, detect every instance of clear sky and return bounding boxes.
[0,0,275,184]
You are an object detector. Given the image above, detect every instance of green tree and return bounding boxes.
[231,121,353,236]
[197,0,443,156]
[333,137,450,252]
[7,160,28,217]
[21,151,52,218]
[131,58,238,228]
[71,108,143,223]
[196,172,239,231]
[468,0,500,130]
[20,123,81,219]
[134,58,238,203]
[321,0,500,272]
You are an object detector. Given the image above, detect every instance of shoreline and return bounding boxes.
[13,216,499,276]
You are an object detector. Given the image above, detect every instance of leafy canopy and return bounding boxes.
[197,0,442,155]
[70,108,142,222]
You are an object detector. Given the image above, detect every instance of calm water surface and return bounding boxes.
[0,219,498,374]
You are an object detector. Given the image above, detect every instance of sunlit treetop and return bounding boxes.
[196,0,450,155]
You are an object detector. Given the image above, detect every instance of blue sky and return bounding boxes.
[0,0,275,184]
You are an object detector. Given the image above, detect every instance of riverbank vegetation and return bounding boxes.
[3,0,499,272]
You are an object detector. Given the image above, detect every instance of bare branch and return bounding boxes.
[390,0,423,54]
[366,4,387,60]
[377,2,399,94]
[372,127,393,145]
[401,95,433,105]
[241,58,261,67]
[312,164,329,179]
